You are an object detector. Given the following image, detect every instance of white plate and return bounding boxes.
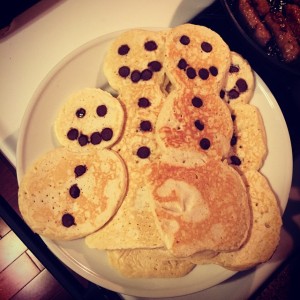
[16,29,292,298]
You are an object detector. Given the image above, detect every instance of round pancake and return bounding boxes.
[164,24,231,95]
[54,88,124,152]
[18,147,128,240]
[148,159,251,258]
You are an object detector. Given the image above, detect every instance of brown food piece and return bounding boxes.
[239,0,272,46]
[252,0,270,17]
[264,12,300,62]
[286,4,300,42]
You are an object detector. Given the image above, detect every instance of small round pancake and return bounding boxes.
[107,248,195,278]
[221,52,255,105]
[164,24,231,95]
[54,88,124,152]
[18,147,127,240]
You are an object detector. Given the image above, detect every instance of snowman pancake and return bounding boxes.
[55,88,124,152]
[18,147,127,240]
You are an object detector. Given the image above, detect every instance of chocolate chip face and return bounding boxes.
[199,138,210,150]
[67,128,79,140]
[101,128,113,141]
[192,96,203,108]
[62,213,75,227]
[119,66,130,78]
[69,184,80,199]
[180,35,190,45]
[74,165,87,177]
[230,155,241,165]
[76,108,86,118]
[199,68,209,80]
[194,120,204,131]
[97,105,107,117]
[118,44,130,55]
[144,41,157,51]
[148,61,162,72]
[236,78,248,92]
[201,42,212,52]
[137,146,150,158]
[138,97,151,108]
[91,132,102,145]
[140,120,152,132]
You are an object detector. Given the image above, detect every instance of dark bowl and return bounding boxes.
[220,0,300,76]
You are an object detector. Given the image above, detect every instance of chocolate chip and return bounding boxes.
[96,105,107,117]
[119,66,130,78]
[148,61,162,72]
[209,66,218,76]
[141,69,153,81]
[201,42,212,52]
[192,96,203,108]
[140,120,152,132]
[91,132,102,145]
[180,35,190,45]
[230,155,241,166]
[131,70,141,83]
[186,67,196,79]
[230,135,237,146]
[137,146,150,158]
[78,134,89,146]
[62,213,75,227]
[101,128,113,141]
[74,165,87,177]
[138,97,151,108]
[67,128,79,140]
[220,90,225,99]
[199,68,209,80]
[69,184,80,199]
[76,108,86,118]
[177,58,188,70]
[200,138,210,150]
[194,120,204,131]
[229,65,239,73]
[118,44,130,55]
[231,114,236,121]
[228,89,240,99]
[236,78,248,93]
[144,41,157,51]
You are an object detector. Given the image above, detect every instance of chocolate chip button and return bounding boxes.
[228,89,240,99]
[177,58,188,70]
[192,96,203,108]
[236,78,248,93]
[96,105,107,117]
[91,132,102,145]
[194,120,204,131]
[230,155,241,166]
[119,66,130,78]
[62,213,75,227]
[148,61,162,72]
[137,146,150,158]
[199,68,209,80]
[138,97,151,108]
[67,128,79,140]
[101,128,113,141]
[141,69,153,81]
[131,70,141,83]
[201,42,212,52]
[140,120,152,131]
[74,165,87,177]
[186,67,196,79]
[200,138,210,150]
[76,108,86,118]
[144,41,157,51]
[78,134,89,146]
[69,184,80,199]
[180,35,190,45]
[118,44,130,55]
[209,66,218,76]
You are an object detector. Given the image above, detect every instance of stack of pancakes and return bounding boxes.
[18,24,282,278]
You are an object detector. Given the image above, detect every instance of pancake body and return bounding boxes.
[54,88,124,152]
[18,147,127,240]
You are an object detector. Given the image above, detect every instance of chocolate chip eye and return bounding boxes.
[201,41,212,52]
[180,35,190,45]
[62,213,75,227]
[97,105,107,117]
[138,97,151,108]
[229,65,239,73]
[76,108,86,118]
[199,138,210,150]
[236,78,248,92]
[137,146,151,158]
[144,41,157,51]
[194,120,204,131]
[69,184,80,198]
[192,96,203,108]
[118,44,130,55]
[74,165,87,177]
